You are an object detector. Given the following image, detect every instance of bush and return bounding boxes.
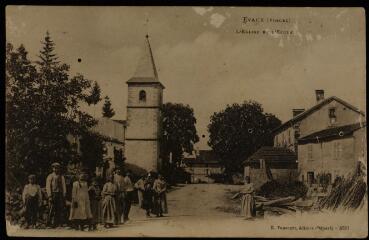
[257,180,308,199]
[174,168,191,184]
[5,188,24,226]
[208,173,226,183]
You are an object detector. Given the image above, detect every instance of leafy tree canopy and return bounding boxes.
[207,100,281,173]
[160,102,199,182]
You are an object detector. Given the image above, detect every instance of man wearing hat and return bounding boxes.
[46,162,66,228]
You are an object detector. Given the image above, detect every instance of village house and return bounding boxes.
[183,150,225,183]
[273,90,365,153]
[243,90,365,187]
[272,89,366,186]
[242,146,298,188]
[66,117,127,178]
[92,117,127,178]
[298,122,366,186]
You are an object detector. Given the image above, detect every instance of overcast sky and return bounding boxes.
[6,6,366,149]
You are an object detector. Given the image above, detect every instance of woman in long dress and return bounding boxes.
[240,176,255,219]
[69,173,93,231]
[101,175,117,228]
[142,174,154,217]
[134,175,146,209]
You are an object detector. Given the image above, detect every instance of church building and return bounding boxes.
[124,35,165,172]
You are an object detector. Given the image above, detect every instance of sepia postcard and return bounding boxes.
[5,6,367,238]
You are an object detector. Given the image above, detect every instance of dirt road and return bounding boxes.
[7,183,367,237]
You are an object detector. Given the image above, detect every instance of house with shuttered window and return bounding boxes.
[298,122,366,186]
[271,90,366,186]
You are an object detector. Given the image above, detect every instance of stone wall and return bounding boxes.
[298,137,356,183]
[125,140,160,172]
[126,108,160,139]
[270,169,298,183]
[245,166,298,189]
[353,126,367,163]
[92,117,125,142]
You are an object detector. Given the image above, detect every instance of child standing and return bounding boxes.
[22,175,42,229]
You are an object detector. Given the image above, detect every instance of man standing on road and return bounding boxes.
[46,162,66,228]
[113,168,125,224]
[153,174,168,217]
[122,170,134,222]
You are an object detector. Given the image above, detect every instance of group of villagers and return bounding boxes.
[21,162,168,230]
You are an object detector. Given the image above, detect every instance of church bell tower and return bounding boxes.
[125,35,164,172]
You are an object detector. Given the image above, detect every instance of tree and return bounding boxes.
[6,32,97,186]
[6,43,38,187]
[207,100,281,174]
[85,81,101,106]
[79,132,105,174]
[102,96,115,118]
[161,103,199,182]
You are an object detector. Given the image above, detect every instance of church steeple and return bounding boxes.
[127,34,161,84]
[125,34,164,172]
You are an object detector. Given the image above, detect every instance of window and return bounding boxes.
[329,108,337,124]
[294,123,301,138]
[308,144,313,161]
[282,133,287,147]
[139,90,146,102]
[333,142,342,160]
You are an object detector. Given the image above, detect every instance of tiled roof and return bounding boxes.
[273,96,365,134]
[298,122,366,143]
[112,119,127,126]
[242,146,297,165]
[101,136,124,144]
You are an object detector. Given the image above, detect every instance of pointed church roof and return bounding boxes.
[127,35,164,88]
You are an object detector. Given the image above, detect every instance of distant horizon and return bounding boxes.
[6,6,366,149]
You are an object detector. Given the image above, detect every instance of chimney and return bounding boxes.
[292,108,305,117]
[315,89,325,103]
